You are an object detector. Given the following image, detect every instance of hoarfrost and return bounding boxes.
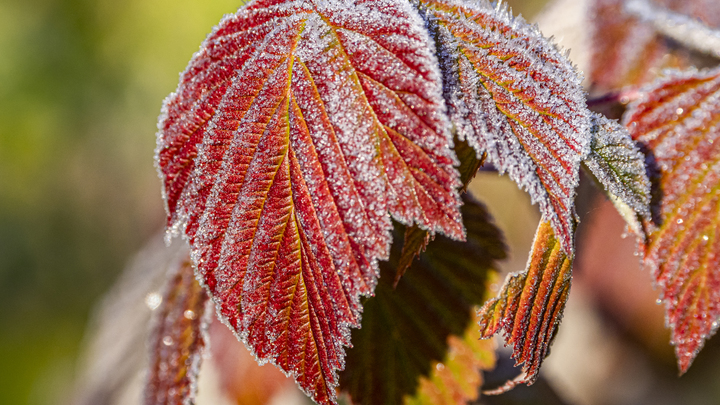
[415,0,590,253]
[584,112,651,236]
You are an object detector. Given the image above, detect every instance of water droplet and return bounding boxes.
[436,363,445,371]
[656,299,662,305]
[163,336,174,346]
[145,292,162,310]
[184,310,196,320]
[703,235,709,241]
[676,108,684,115]
[677,218,684,224]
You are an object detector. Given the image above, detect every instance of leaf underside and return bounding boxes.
[477,219,572,393]
[589,0,720,91]
[145,257,210,405]
[416,0,590,253]
[584,112,651,235]
[155,1,464,403]
[624,66,720,373]
[340,195,507,405]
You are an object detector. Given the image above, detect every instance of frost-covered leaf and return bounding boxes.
[394,138,485,286]
[415,0,590,253]
[155,1,463,403]
[340,195,506,405]
[145,257,210,405]
[624,66,720,373]
[584,112,651,235]
[589,0,720,91]
[477,220,572,393]
[405,310,496,405]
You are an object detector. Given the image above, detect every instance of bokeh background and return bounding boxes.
[2,0,720,404]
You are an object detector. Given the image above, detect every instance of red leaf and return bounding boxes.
[477,219,572,393]
[415,0,590,253]
[145,257,210,405]
[155,1,462,403]
[624,66,720,373]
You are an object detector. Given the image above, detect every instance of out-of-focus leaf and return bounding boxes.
[584,112,651,236]
[589,0,720,92]
[477,220,572,393]
[145,257,210,405]
[154,1,462,403]
[405,310,496,405]
[624,66,720,373]
[340,195,507,405]
[415,0,590,253]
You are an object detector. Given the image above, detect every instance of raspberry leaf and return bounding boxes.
[625,66,720,373]
[477,219,573,393]
[155,1,462,403]
[415,0,590,253]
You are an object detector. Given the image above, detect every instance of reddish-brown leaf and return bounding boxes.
[415,0,590,253]
[145,257,210,405]
[624,66,720,373]
[155,1,462,403]
[477,220,572,393]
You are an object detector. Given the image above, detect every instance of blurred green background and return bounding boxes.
[0,0,245,403]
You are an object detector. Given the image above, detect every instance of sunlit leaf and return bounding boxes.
[340,195,507,405]
[405,310,496,405]
[394,138,485,286]
[154,1,463,403]
[624,66,720,373]
[145,257,210,405]
[477,220,572,393]
[415,0,590,253]
[584,112,651,236]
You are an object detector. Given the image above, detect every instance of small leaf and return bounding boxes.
[340,195,507,405]
[624,66,720,373]
[415,0,591,253]
[405,310,496,405]
[145,257,210,405]
[155,1,462,403]
[583,112,651,236]
[477,220,573,393]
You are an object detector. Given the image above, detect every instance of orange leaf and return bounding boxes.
[145,257,210,405]
[477,220,572,393]
[625,66,720,373]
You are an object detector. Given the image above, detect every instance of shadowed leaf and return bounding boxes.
[415,0,590,253]
[145,257,210,405]
[154,1,463,403]
[584,112,651,236]
[624,66,720,373]
[477,220,572,393]
[405,310,496,405]
[340,195,507,405]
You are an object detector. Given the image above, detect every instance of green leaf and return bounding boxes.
[583,112,651,236]
[340,195,507,405]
